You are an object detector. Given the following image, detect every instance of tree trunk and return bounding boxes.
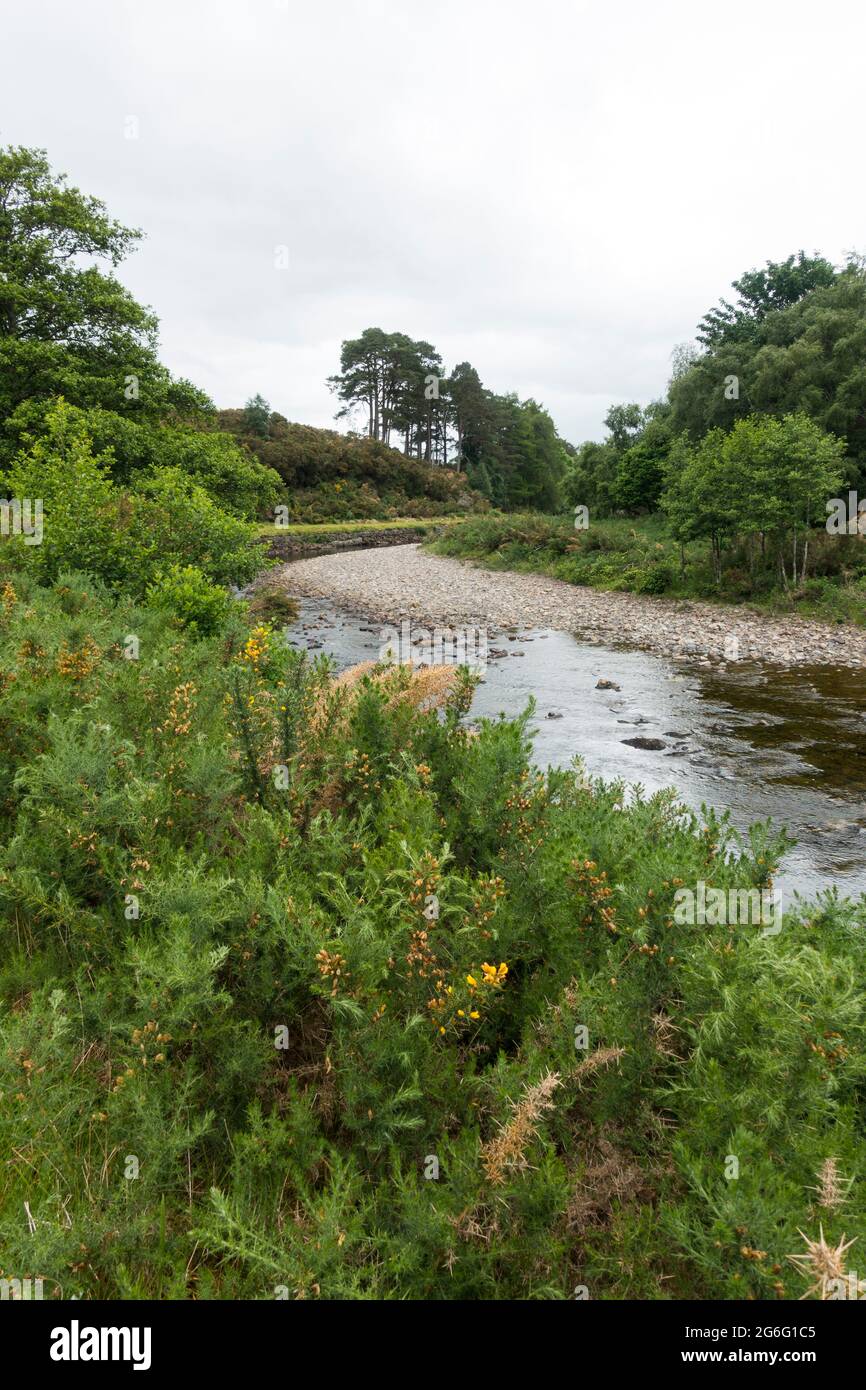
[778,549,789,593]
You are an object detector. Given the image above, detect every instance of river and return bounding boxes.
[286,595,866,905]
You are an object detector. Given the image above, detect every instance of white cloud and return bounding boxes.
[4,0,864,441]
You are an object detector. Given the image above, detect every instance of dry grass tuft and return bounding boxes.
[384,662,461,713]
[310,661,377,732]
[573,1046,625,1086]
[331,660,379,693]
[308,663,461,816]
[810,1157,852,1213]
[565,1129,652,1231]
[312,661,459,733]
[481,1071,561,1185]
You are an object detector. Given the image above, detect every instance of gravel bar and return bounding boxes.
[275,543,866,669]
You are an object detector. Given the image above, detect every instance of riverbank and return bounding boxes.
[275,543,866,669]
[258,516,462,562]
[429,512,866,629]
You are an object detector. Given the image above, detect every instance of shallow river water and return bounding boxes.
[288,597,866,905]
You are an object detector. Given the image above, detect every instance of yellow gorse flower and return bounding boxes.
[240,626,271,671]
[481,962,508,986]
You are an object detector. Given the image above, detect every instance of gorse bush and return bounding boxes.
[216,414,486,522]
[0,557,863,1300]
[286,478,474,523]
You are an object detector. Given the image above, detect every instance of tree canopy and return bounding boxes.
[0,144,209,421]
[696,252,837,350]
[327,327,568,511]
[663,412,846,585]
[670,255,866,480]
[570,250,866,526]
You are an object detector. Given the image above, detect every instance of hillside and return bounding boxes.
[217,409,487,522]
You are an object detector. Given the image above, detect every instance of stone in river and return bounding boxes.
[621,736,667,751]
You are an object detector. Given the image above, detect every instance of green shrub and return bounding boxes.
[0,404,262,597]
[431,513,866,623]
[127,467,261,589]
[0,399,126,583]
[633,563,674,594]
[145,564,234,635]
[1,399,283,519]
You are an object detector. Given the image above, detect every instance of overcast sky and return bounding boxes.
[3,0,864,443]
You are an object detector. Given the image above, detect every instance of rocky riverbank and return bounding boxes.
[261,524,439,563]
[275,543,866,669]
